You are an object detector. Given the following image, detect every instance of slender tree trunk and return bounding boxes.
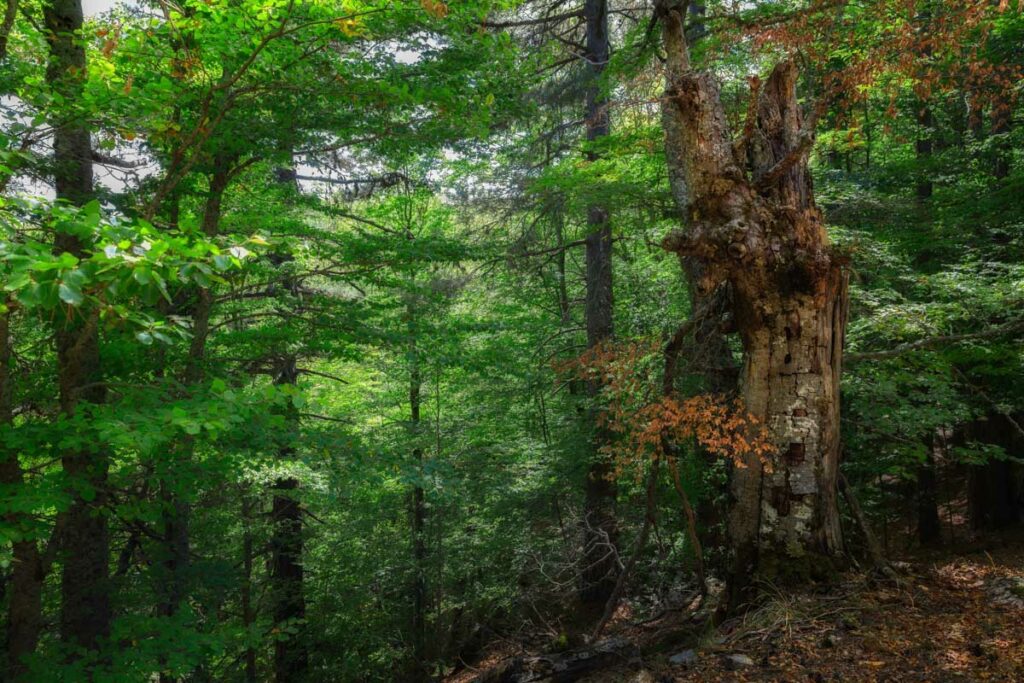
[579,0,618,607]
[916,106,933,201]
[991,98,1012,180]
[966,413,1024,531]
[658,3,847,606]
[552,202,585,399]
[660,0,734,562]
[553,202,572,333]
[270,356,307,683]
[268,161,308,682]
[241,496,258,683]
[45,0,112,655]
[406,297,428,679]
[1,311,44,679]
[917,433,942,546]
[157,163,231,683]
[0,0,17,62]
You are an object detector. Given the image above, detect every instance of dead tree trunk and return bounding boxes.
[580,0,618,606]
[658,1,847,604]
[660,0,734,565]
[45,0,112,655]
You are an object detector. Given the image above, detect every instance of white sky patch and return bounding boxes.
[10,1,433,201]
[83,0,121,17]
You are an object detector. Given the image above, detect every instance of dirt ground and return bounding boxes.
[456,538,1024,682]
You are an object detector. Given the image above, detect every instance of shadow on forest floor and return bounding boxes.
[454,532,1024,682]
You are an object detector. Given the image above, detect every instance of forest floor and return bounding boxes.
[457,535,1024,682]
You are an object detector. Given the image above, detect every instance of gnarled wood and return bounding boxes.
[657,0,848,602]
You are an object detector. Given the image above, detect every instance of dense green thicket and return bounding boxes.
[1,0,1022,680]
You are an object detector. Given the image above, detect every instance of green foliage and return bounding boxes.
[2,0,1023,680]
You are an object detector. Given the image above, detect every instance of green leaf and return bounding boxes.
[58,282,84,306]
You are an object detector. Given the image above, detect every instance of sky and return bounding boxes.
[13,0,423,197]
[83,0,120,17]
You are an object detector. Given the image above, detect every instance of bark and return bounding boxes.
[580,0,618,607]
[838,474,892,576]
[968,93,986,141]
[45,0,112,655]
[915,106,933,201]
[1,311,44,680]
[269,162,308,682]
[965,413,1024,531]
[157,163,231,683]
[990,98,1012,180]
[241,496,258,683]
[270,358,307,683]
[661,0,734,563]
[407,298,428,680]
[917,434,942,546]
[552,203,585,399]
[0,0,17,62]
[658,2,847,603]
[914,3,933,200]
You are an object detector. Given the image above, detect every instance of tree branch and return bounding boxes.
[845,319,1024,363]
[481,10,582,29]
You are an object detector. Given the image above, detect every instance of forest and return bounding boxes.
[1,0,1023,680]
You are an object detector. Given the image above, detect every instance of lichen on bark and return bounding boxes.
[655,0,849,601]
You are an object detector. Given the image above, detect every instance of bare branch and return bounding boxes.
[481,10,582,29]
[846,319,1024,363]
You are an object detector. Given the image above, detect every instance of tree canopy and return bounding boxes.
[2,0,1023,681]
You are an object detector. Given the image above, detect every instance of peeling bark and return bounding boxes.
[657,1,847,602]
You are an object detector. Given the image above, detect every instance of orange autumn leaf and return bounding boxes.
[557,339,775,479]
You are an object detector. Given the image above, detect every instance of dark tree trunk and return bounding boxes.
[241,496,258,683]
[991,99,1012,180]
[1,312,44,679]
[271,357,308,682]
[552,203,585,398]
[580,0,618,607]
[917,434,942,546]
[916,106,933,201]
[658,3,847,606]
[157,164,231,683]
[968,460,1020,530]
[966,414,1024,531]
[264,159,308,683]
[0,0,17,62]
[45,0,112,655]
[407,298,428,679]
